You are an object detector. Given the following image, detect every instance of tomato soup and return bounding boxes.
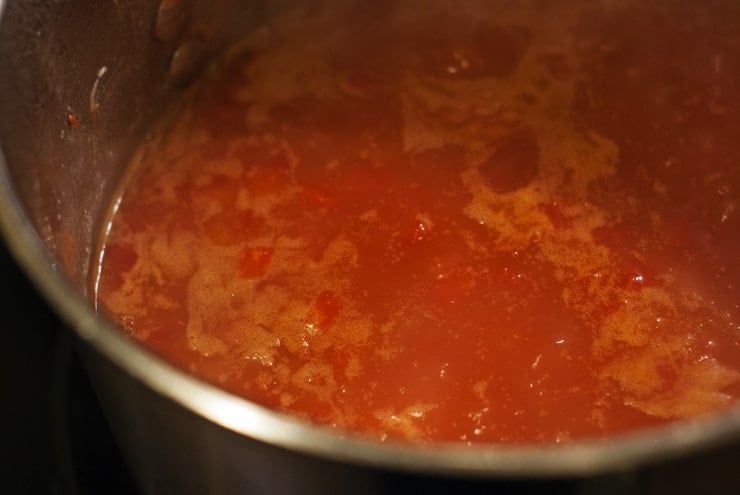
[95,0,740,444]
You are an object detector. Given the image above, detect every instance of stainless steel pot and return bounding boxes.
[2,1,740,493]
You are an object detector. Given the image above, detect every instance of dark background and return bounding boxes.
[0,240,136,494]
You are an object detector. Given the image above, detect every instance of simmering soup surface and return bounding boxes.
[96,0,740,444]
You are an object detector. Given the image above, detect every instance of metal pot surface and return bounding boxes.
[2,1,740,494]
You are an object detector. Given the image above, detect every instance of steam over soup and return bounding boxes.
[95,0,740,444]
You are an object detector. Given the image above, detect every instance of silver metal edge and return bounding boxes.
[1,0,740,479]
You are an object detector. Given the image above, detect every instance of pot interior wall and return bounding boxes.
[0,0,277,291]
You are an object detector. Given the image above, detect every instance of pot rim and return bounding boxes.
[2,0,740,477]
[3,153,740,479]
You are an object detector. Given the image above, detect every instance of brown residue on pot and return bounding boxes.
[66,113,81,129]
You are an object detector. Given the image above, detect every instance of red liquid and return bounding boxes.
[96,0,740,444]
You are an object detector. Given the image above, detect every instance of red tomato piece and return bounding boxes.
[430,269,472,306]
[238,247,274,278]
[302,185,337,208]
[316,290,341,327]
[540,201,571,230]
